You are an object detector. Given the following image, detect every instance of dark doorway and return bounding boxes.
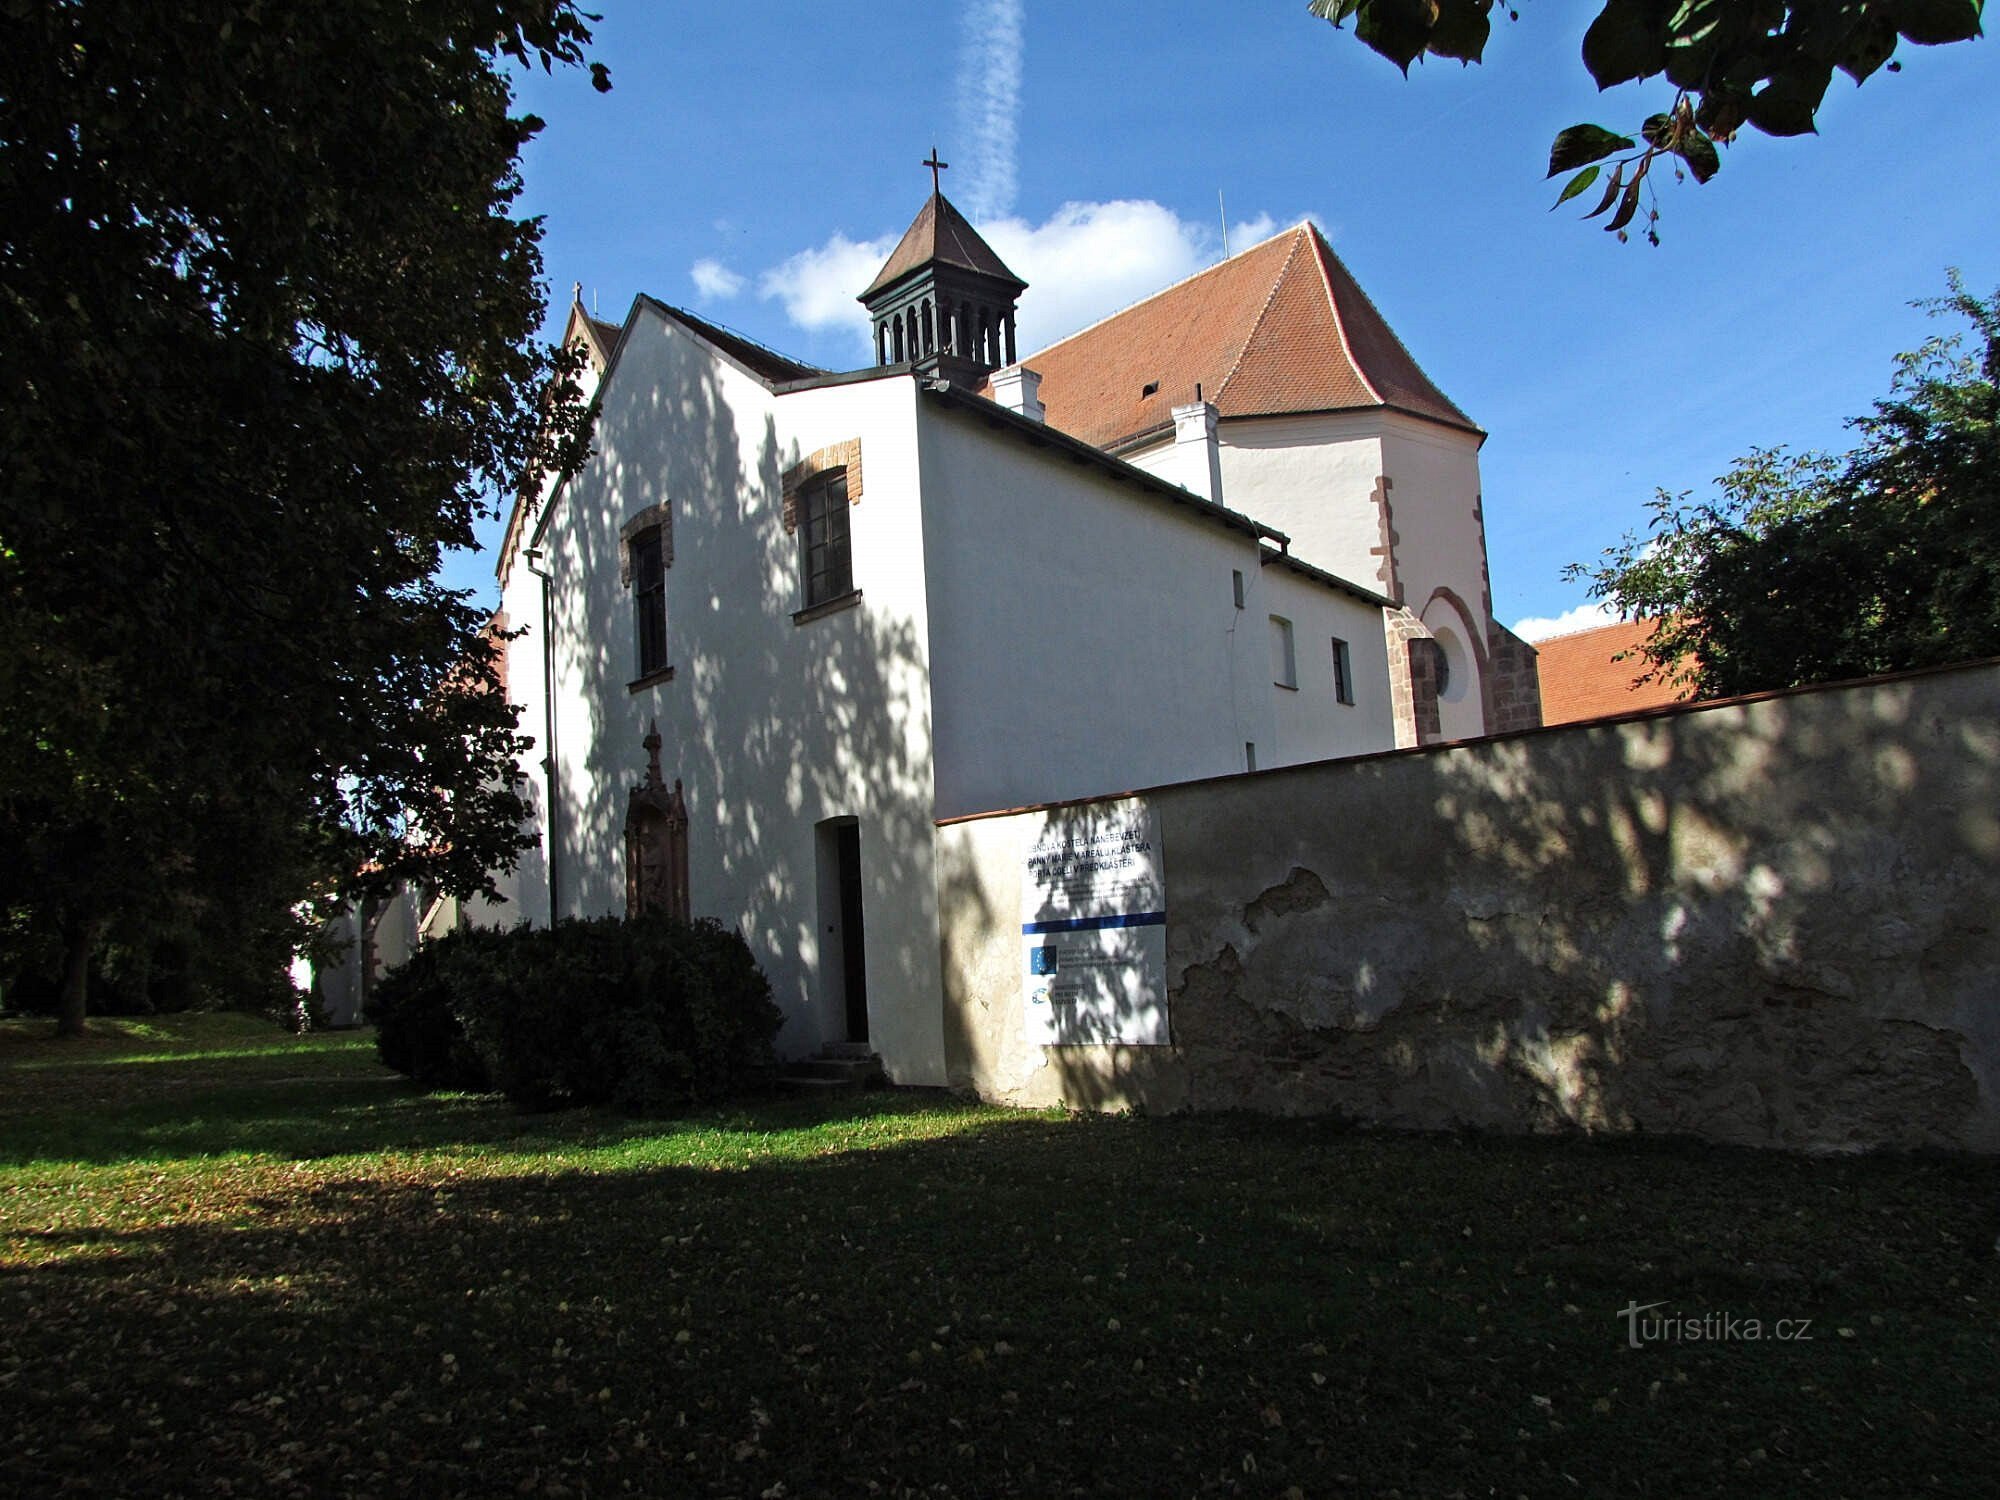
[836,822,868,1042]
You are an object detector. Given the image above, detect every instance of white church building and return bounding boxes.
[475,188,1541,1082]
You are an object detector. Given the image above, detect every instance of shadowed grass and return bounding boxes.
[2,1015,1996,1497]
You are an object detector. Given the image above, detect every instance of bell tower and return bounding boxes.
[858,150,1027,386]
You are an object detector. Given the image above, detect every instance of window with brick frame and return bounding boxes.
[798,469,852,609]
[781,439,863,622]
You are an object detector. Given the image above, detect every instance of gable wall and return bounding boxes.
[468,344,614,935]
[536,311,947,1078]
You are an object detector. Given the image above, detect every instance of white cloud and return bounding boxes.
[690,258,745,300]
[1511,602,1620,642]
[955,0,1024,222]
[989,200,1223,352]
[759,200,1305,360]
[1226,212,1280,256]
[757,233,896,345]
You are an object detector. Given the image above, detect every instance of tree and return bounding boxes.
[1566,276,2000,698]
[0,2,605,1034]
[1308,1,1987,240]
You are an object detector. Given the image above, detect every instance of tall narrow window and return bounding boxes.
[1270,615,1297,689]
[1245,741,1258,772]
[1231,568,1245,610]
[631,529,667,678]
[1331,636,1354,705]
[800,470,852,608]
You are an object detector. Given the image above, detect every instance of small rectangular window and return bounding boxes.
[1331,636,1354,705]
[1270,615,1297,689]
[1231,569,1245,610]
[801,471,852,608]
[632,529,667,678]
[1244,741,1257,772]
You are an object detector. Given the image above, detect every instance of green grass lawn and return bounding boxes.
[2,1014,1995,1498]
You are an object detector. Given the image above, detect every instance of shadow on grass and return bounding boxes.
[5,1100,1998,1499]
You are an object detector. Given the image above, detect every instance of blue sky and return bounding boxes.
[463,1,2000,637]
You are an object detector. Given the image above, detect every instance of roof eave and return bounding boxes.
[922,382,1281,548]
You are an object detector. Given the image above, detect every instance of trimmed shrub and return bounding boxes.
[366,926,499,1091]
[368,916,781,1110]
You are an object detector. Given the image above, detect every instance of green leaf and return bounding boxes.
[1547,123,1636,176]
[1661,0,1730,89]
[1354,0,1439,74]
[1696,86,1750,140]
[1896,0,1984,46]
[1838,11,1900,81]
[1745,66,1832,137]
[1554,164,1601,206]
[1674,130,1722,184]
[1307,0,1365,25]
[1582,0,1667,89]
[1427,0,1493,63]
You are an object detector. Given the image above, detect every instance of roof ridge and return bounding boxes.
[1533,615,1652,644]
[1213,225,1312,406]
[637,296,824,382]
[1018,217,1311,364]
[1307,225,1479,431]
[1303,226,1382,407]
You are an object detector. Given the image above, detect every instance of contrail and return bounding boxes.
[954,0,1023,221]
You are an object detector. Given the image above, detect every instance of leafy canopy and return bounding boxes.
[0,1,604,1024]
[1567,276,2000,698]
[1309,1,1987,240]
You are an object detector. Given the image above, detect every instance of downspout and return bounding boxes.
[523,546,560,921]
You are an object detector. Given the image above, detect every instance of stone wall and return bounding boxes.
[1483,621,1543,736]
[937,659,2000,1153]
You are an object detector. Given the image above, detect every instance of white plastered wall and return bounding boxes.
[917,402,1395,821]
[469,557,554,932]
[1378,415,1494,743]
[534,307,947,1082]
[1135,409,1498,742]
[469,340,611,936]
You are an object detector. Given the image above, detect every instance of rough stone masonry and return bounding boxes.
[939,658,2000,1154]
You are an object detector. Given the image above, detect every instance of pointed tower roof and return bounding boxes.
[999,223,1477,450]
[861,192,1026,301]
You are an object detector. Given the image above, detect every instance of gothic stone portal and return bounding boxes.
[626,721,690,921]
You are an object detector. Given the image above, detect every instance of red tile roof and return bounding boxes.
[1000,223,1477,451]
[1533,619,1689,725]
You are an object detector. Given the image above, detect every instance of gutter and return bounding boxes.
[523,545,561,921]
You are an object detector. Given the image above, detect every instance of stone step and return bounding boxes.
[784,1055,885,1084]
[821,1042,877,1060]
